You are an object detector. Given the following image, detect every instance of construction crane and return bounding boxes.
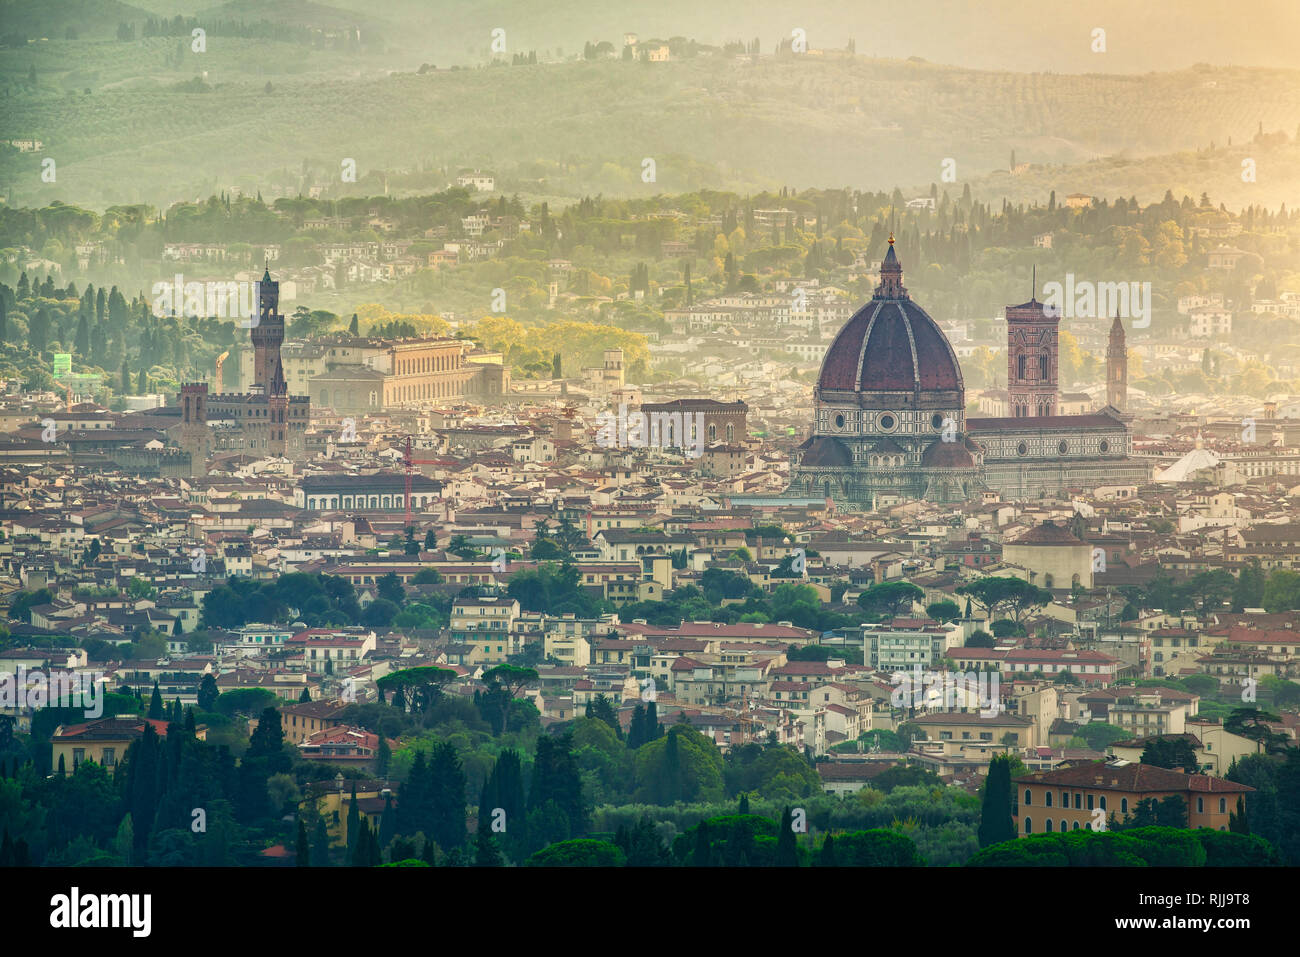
[403,435,442,528]
[214,351,230,394]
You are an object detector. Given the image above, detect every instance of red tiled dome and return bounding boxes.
[817,244,963,395]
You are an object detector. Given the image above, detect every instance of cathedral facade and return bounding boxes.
[790,241,1149,506]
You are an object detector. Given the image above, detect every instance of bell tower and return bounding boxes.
[1005,270,1059,418]
[1106,312,1127,411]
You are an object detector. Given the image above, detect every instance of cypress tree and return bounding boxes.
[147,682,164,719]
[352,817,370,866]
[429,742,467,853]
[775,806,798,866]
[378,792,396,852]
[312,815,332,867]
[738,793,750,815]
[1229,796,1250,834]
[978,755,1016,847]
[397,750,431,838]
[474,829,504,866]
[296,819,310,866]
[346,780,360,851]
[819,834,837,867]
[692,821,711,866]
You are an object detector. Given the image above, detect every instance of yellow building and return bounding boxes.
[51,716,173,776]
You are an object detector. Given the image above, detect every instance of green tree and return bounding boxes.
[978,755,1016,847]
[775,806,798,866]
[856,581,924,620]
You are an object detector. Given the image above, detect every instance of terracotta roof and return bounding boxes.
[1014,761,1253,793]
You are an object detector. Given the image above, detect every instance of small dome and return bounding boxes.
[922,440,975,468]
[798,436,853,467]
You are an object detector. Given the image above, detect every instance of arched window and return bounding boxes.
[1024,818,1032,834]
[1024,790,1032,806]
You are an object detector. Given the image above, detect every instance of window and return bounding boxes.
[101,748,115,767]
[1087,794,1094,810]
[1121,798,1128,814]
[1074,793,1082,809]
[1024,789,1032,806]
[1219,798,1226,813]
[1024,818,1032,834]
[1045,791,1052,807]
[1045,819,1053,832]
[1197,797,1204,814]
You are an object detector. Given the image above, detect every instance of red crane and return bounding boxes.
[403,435,442,528]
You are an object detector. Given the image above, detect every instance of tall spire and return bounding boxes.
[1031,265,1037,303]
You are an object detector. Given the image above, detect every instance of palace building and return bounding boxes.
[177,269,311,471]
[790,239,1149,506]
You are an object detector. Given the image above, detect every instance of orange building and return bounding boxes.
[1013,762,1252,835]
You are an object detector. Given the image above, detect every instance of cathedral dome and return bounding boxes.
[817,242,963,397]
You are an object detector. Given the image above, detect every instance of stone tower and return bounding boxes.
[1106,313,1127,411]
[1006,281,1059,418]
[250,268,287,397]
[179,382,210,477]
